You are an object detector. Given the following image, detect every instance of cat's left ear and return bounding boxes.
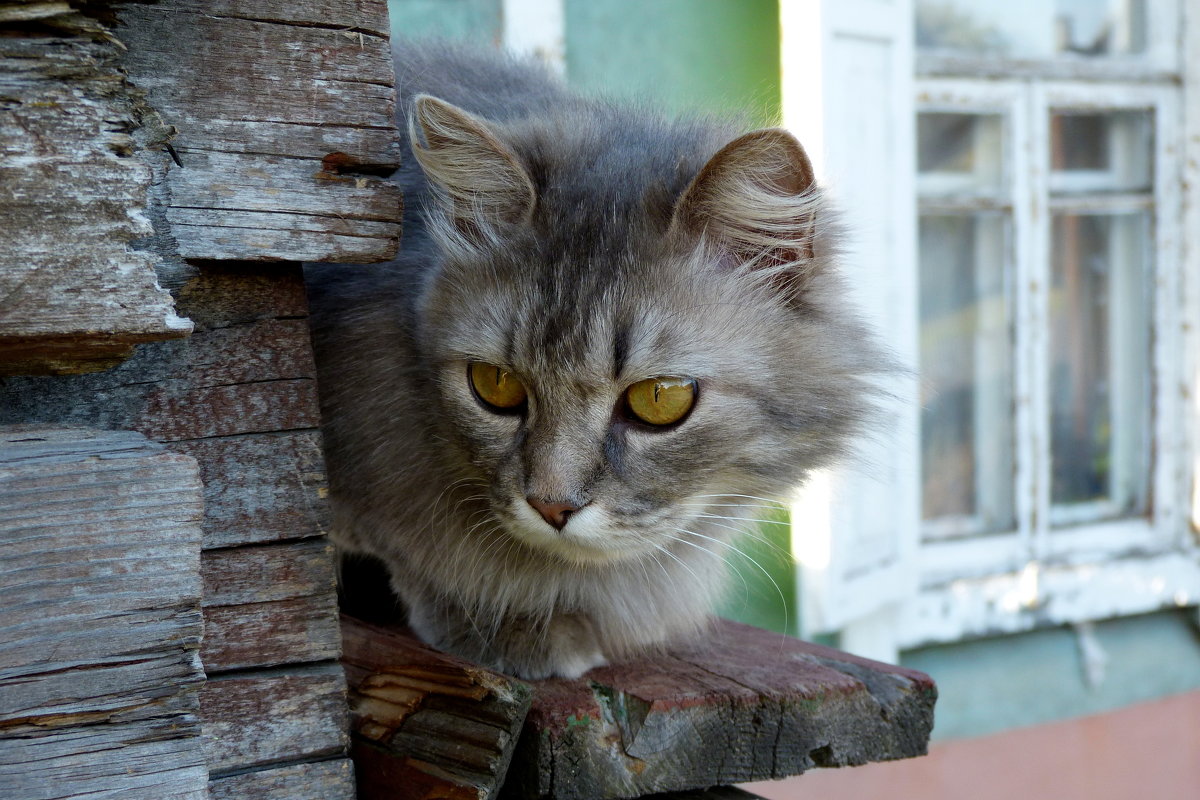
[671,128,821,296]
[409,94,537,228]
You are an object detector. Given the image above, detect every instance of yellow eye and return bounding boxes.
[624,377,697,426]
[469,362,527,410]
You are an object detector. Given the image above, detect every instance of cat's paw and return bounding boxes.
[499,613,608,680]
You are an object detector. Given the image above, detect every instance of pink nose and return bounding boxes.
[527,497,582,530]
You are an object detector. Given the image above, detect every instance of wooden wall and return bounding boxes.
[0,2,402,797]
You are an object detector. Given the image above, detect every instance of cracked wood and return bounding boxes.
[0,426,208,799]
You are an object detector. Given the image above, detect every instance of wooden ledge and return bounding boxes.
[341,615,936,800]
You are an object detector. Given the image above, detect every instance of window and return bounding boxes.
[903,0,1196,646]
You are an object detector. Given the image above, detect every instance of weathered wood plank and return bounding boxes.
[0,33,191,374]
[0,266,330,549]
[206,758,356,800]
[200,540,341,671]
[0,426,208,799]
[112,0,403,263]
[200,663,350,775]
[506,619,937,799]
[342,615,534,800]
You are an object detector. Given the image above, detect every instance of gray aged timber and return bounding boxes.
[0,427,208,799]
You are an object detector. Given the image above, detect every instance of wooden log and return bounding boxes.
[341,615,534,800]
[0,32,191,375]
[200,540,341,671]
[112,0,403,264]
[0,426,208,799]
[200,663,350,775]
[207,759,356,800]
[506,619,937,799]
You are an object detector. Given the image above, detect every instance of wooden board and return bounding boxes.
[0,426,208,799]
[200,663,350,775]
[342,615,534,800]
[0,264,330,550]
[0,33,191,375]
[506,619,937,799]
[113,0,403,264]
[207,759,356,800]
[201,540,341,671]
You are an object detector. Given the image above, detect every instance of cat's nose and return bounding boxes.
[526,496,582,530]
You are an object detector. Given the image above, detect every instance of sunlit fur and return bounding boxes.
[305,42,889,679]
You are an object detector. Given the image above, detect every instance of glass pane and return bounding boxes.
[1049,212,1151,519]
[920,213,1015,534]
[916,0,1147,58]
[918,112,1004,196]
[1050,110,1153,194]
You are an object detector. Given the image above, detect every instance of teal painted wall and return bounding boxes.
[902,609,1200,741]
[564,0,781,125]
[389,0,502,43]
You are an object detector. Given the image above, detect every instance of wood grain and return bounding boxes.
[506,619,937,799]
[207,758,356,800]
[0,426,208,799]
[0,33,191,375]
[342,615,534,800]
[200,663,350,775]
[113,0,403,264]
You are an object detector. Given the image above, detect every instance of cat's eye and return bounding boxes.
[624,377,697,426]
[469,362,527,411]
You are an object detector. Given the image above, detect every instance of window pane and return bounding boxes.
[1050,110,1153,194]
[1049,212,1151,519]
[918,112,1004,196]
[916,0,1147,58]
[919,213,1015,534]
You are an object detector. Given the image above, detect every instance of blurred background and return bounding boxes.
[388,1,1200,797]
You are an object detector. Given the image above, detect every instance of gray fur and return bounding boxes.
[305,42,887,679]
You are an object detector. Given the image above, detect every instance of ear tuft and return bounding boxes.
[671,128,822,299]
[410,94,536,228]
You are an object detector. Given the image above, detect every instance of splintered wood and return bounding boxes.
[342,617,937,800]
[0,427,208,799]
[342,615,534,800]
[0,34,190,374]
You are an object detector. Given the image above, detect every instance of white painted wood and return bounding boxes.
[901,24,1199,648]
[502,0,565,73]
[783,0,920,649]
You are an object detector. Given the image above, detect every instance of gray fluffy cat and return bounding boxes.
[305,42,885,679]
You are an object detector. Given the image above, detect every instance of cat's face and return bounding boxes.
[419,241,843,566]
[408,95,874,565]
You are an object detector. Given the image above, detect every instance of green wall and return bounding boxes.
[565,0,781,125]
[389,0,502,43]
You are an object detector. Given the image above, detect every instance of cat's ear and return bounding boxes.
[671,128,821,296]
[409,94,536,227]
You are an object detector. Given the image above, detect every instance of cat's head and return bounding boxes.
[406,95,880,566]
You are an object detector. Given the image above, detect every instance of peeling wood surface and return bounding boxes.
[113,0,403,263]
[507,619,937,800]
[0,33,191,374]
[342,615,534,800]
[200,663,351,775]
[0,426,208,799]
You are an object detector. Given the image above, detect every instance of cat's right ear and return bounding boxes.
[409,95,536,228]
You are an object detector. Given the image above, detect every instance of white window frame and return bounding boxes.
[785,0,1200,660]
[901,18,1198,648]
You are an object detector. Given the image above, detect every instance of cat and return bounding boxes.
[304,41,887,679]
